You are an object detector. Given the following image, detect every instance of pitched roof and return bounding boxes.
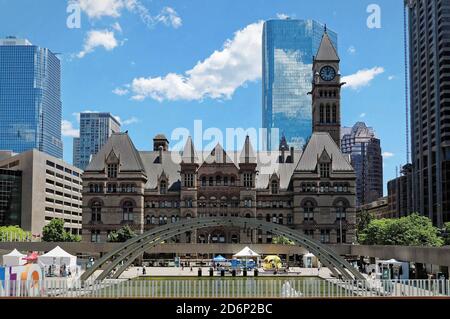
[181,136,198,164]
[315,32,339,62]
[85,133,146,172]
[296,132,353,171]
[239,135,257,164]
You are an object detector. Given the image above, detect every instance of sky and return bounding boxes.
[0,0,407,195]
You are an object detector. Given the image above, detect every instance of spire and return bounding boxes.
[181,136,197,164]
[315,31,339,62]
[239,135,256,164]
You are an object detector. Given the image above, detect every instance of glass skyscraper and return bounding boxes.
[74,112,121,170]
[262,19,337,150]
[0,37,63,158]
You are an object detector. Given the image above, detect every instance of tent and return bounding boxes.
[233,247,260,258]
[37,246,77,269]
[2,249,26,266]
[213,255,226,262]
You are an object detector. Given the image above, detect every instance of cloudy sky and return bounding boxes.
[0,0,406,194]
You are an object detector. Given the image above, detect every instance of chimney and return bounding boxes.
[159,146,163,164]
[290,147,294,163]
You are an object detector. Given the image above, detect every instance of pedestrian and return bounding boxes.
[142,266,146,276]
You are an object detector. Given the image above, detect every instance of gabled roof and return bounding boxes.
[296,132,353,171]
[315,32,339,62]
[203,143,236,166]
[85,132,146,172]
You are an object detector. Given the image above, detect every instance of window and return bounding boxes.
[337,230,347,244]
[231,177,236,186]
[271,180,278,194]
[91,201,102,222]
[278,214,283,225]
[304,229,314,237]
[320,229,330,243]
[185,198,193,208]
[202,177,206,186]
[223,177,228,186]
[326,104,331,123]
[216,175,222,186]
[320,163,330,178]
[320,104,324,123]
[303,201,314,221]
[146,215,151,225]
[122,201,134,222]
[244,199,252,208]
[91,230,100,242]
[107,164,118,178]
[185,173,194,187]
[160,181,167,194]
[287,214,293,225]
[243,173,253,188]
[209,177,214,186]
[332,104,337,123]
[336,201,347,220]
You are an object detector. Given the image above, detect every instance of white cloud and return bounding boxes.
[62,120,79,137]
[122,116,140,125]
[77,0,125,18]
[388,75,396,80]
[77,29,119,58]
[111,22,122,33]
[342,67,384,90]
[382,152,394,158]
[276,13,289,19]
[131,21,264,101]
[155,7,182,29]
[113,87,129,96]
[347,46,356,54]
[360,113,366,118]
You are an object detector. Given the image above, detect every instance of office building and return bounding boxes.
[387,164,414,219]
[73,112,121,170]
[0,36,63,158]
[341,122,383,206]
[0,150,83,235]
[357,197,389,219]
[0,169,22,226]
[262,19,337,150]
[406,0,450,225]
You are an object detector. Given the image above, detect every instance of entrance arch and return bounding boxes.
[80,217,364,282]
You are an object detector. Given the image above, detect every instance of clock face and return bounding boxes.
[320,66,336,81]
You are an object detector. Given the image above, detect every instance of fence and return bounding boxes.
[1,278,449,298]
[0,231,40,242]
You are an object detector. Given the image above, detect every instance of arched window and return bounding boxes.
[272,214,277,223]
[122,201,133,222]
[278,214,283,225]
[216,175,221,186]
[336,201,347,221]
[223,176,228,186]
[209,177,214,186]
[160,181,167,194]
[266,214,270,222]
[230,177,235,186]
[146,215,151,225]
[271,180,278,194]
[326,104,331,123]
[151,216,157,224]
[202,176,206,186]
[89,184,94,193]
[159,216,164,225]
[91,201,101,221]
[332,104,337,123]
[171,215,176,223]
[303,201,315,221]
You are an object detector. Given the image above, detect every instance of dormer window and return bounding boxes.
[319,163,330,178]
[271,180,279,194]
[107,164,118,178]
[184,173,194,187]
[160,181,167,194]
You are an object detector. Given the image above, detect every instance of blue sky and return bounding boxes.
[0,0,407,194]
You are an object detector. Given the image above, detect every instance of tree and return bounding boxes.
[108,226,136,242]
[42,219,81,242]
[358,213,443,247]
[0,225,29,241]
[272,236,295,245]
[356,209,375,242]
[443,222,450,246]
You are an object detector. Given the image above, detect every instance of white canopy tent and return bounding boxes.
[2,249,26,266]
[37,246,77,269]
[233,246,260,258]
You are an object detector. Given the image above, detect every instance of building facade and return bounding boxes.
[387,164,414,219]
[82,31,356,246]
[262,19,337,150]
[73,112,121,170]
[406,0,450,225]
[0,150,83,235]
[0,169,22,226]
[341,122,383,206]
[0,37,63,158]
[357,197,389,219]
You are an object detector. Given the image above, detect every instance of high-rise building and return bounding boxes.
[262,19,337,150]
[387,164,414,219]
[0,36,63,158]
[73,112,121,170]
[406,0,450,225]
[341,122,383,206]
[0,168,22,226]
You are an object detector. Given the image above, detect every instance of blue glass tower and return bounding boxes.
[262,19,337,150]
[0,37,63,158]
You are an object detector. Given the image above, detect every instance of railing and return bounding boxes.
[0,232,40,242]
[1,279,449,298]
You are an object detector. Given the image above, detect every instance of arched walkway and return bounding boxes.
[80,217,364,282]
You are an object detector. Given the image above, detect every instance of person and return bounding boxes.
[142,266,146,275]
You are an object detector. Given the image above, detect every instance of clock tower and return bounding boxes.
[311,30,342,148]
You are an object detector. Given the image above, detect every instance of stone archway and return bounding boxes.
[80,217,365,282]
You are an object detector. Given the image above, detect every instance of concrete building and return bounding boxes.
[262,19,337,150]
[406,0,450,225]
[0,36,63,158]
[0,150,83,235]
[341,122,383,206]
[73,112,121,170]
[387,164,414,219]
[357,197,389,219]
[81,31,357,245]
[0,169,22,226]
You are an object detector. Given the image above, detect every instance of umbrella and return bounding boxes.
[22,252,39,263]
[213,255,226,262]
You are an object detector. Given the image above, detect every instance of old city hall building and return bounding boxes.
[81,31,356,245]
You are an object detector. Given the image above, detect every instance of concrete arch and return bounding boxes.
[80,217,365,282]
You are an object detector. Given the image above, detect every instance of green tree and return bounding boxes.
[359,213,443,247]
[443,222,450,245]
[356,209,375,242]
[42,219,80,242]
[107,226,136,242]
[0,225,30,241]
[272,236,295,245]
